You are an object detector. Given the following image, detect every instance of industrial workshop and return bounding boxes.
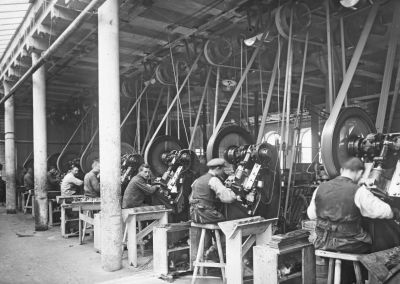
[1,0,400,283]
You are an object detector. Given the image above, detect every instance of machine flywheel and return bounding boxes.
[321,107,376,177]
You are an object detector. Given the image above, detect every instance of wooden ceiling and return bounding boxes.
[0,0,398,122]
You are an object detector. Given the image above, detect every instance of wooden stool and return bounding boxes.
[315,250,364,284]
[191,222,225,284]
[23,190,34,215]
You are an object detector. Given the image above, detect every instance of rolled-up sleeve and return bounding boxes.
[355,186,393,219]
[307,187,318,220]
[208,177,236,203]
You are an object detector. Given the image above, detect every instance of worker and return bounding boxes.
[47,166,61,199]
[60,166,83,196]
[122,164,157,208]
[23,167,34,190]
[84,160,100,198]
[189,158,240,224]
[47,166,60,191]
[307,157,399,284]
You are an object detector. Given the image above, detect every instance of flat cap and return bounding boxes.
[206,158,226,168]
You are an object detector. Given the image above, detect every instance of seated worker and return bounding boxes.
[307,157,399,284]
[23,167,34,190]
[47,166,61,191]
[122,164,156,208]
[60,166,83,196]
[47,166,61,199]
[189,158,240,224]
[84,160,100,198]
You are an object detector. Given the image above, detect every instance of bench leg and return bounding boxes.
[353,262,363,284]
[327,258,335,284]
[61,206,66,237]
[334,259,341,284]
[127,215,138,267]
[214,230,226,283]
[48,201,53,226]
[191,228,206,284]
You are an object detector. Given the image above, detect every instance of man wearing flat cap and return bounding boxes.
[189,157,239,223]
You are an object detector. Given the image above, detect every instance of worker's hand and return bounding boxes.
[236,195,242,202]
[391,207,400,221]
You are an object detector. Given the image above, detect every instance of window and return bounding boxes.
[263,131,281,146]
[195,148,204,156]
[300,128,312,163]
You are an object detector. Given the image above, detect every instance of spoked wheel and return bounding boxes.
[321,107,376,177]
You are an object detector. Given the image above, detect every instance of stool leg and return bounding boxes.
[214,230,226,283]
[353,262,363,284]
[191,228,206,284]
[327,258,335,284]
[334,259,341,284]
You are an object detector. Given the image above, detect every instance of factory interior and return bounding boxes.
[1,0,400,283]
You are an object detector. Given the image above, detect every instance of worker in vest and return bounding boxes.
[190,158,240,224]
[307,157,399,284]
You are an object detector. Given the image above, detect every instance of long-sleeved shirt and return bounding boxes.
[122,174,156,208]
[60,172,83,196]
[307,185,393,220]
[208,175,237,203]
[84,171,100,198]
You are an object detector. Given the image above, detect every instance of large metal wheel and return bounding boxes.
[206,125,254,161]
[57,152,80,173]
[80,142,135,173]
[145,135,185,176]
[204,38,233,65]
[47,153,61,169]
[321,107,375,177]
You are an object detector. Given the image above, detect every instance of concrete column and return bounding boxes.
[3,80,16,214]
[98,0,122,272]
[32,52,48,231]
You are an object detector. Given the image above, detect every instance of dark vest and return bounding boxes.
[191,173,217,208]
[315,176,362,235]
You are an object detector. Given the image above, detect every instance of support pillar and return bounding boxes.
[3,80,16,214]
[98,0,122,272]
[32,52,48,231]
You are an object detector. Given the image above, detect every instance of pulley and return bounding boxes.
[275,2,311,39]
[204,38,233,65]
[206,125,254,161]
[79,142,135,173]
[321,107,376,177]
[145,135,185,176]
[155,54,191,85]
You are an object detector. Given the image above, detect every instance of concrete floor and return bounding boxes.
[0,206,222,284]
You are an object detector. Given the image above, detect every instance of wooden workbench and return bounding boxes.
[56,195,84,238]
[70,198,101,244]
[122,205,171,267]
[359,246,400,284]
